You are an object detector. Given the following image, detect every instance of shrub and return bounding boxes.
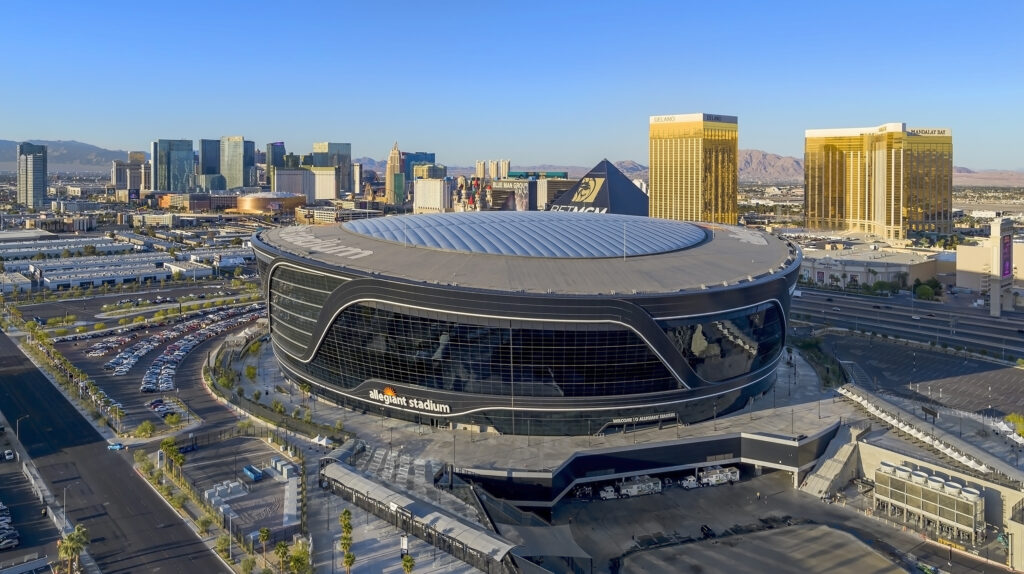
[198,515,213,535]
[136,420,156,438]
[252,390,262,402]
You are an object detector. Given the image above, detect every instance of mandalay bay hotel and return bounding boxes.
[804,123,953,241]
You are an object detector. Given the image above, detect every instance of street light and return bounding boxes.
[16,414,29,440]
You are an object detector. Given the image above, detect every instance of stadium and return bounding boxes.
[251,211,802,436]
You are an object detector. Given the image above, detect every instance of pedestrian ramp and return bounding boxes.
[798,423,867,499]
[839,360,873,388]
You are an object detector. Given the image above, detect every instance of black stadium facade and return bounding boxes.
[252,211,802,436]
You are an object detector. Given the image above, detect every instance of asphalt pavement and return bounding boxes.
[0,330,228,574]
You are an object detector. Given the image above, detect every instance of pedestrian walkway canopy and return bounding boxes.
[321,461,518,570]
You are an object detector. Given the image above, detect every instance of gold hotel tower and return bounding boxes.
[804,123,952,240]
[649,113,738,225]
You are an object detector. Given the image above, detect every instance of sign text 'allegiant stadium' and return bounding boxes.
[369,389,451,413]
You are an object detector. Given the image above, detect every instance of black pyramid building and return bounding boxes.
[547,159,648,216]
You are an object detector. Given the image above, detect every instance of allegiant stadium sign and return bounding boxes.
[369,388,452,413]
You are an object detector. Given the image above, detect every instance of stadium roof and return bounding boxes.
[343,211,704,258]
[259,211,799,296]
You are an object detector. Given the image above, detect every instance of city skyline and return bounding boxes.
[2,1,1021,170]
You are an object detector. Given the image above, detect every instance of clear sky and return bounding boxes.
[2,0,1021,169]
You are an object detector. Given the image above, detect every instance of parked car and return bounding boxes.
[2,450,13,461]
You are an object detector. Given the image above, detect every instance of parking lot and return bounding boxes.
[0,433,59,563]
[554,470,974,574]
[53,303,264,437]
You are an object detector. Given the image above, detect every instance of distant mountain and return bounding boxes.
[0,139,133,172]
[353,156,386,173]
[953,170,1024,187]
[4,142,1021,187]
[738,149,803,184]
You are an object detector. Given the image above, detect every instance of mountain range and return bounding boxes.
[2,140,1022,187]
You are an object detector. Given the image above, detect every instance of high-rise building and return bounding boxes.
[312,142,353,197]
[804,123,952,240]
[199,139,220,176]
[151,139,194,192]
[475,161,486,179]
[196,139,225,191]
[220,136,256,190]
[17,142,47,210]
[402,151,435,185]
[488,160,498,181]
[412,164,447,179]
[498,159,510,180]
[649,113,738,224]
[111,151,149,191]
[351,162,363,199]
[384,142,402,205]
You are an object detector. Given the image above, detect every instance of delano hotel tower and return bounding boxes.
[649,113,738,225]
[805,123,952,240]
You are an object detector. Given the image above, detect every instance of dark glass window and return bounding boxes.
[658,301,783,382]
[266,265,347,354]
[307,302,678,397]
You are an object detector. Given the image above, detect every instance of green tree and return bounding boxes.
[241,556,257,574]
[274,541,290,573]
[59,523,89,574]
[343,552,356,574]
[164,412,181,426]
[402,553,415,574]
[246,365,258,381]
[94,322,106,331]
[915,284,935,301]
[136,420,156,438]
[288,541,312,574]
[258,527,271,564]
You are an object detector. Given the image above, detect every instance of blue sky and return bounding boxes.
[2,1,1021,169]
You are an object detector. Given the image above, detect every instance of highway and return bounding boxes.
[0,331,227,573]
[792,289,1024,361]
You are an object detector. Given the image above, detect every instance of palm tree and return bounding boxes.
[339,533,352,554]
[59,523,89,574]
[401,553,415,574]
[343,551,356,574]
[274,541,289,573]
[258,527,271,565]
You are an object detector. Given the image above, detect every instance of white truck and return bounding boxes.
[680,475,700,489]
[618,475,662,497]
[698,465,740,487]
[599,486,619,500]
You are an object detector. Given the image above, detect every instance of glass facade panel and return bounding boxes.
[659,302,783,382]
[649,114,738,225]
[306,302,678,397]
[804,124,951,240]
[268,265,346,355]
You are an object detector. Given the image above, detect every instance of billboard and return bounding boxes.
[1002,234,1013,277]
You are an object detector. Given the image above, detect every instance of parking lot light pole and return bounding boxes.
[16,414,29,440]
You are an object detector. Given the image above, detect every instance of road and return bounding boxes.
[792,289,1024,360]
[0,331,228,573]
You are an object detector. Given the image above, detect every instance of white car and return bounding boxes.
[2,450,14,461]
